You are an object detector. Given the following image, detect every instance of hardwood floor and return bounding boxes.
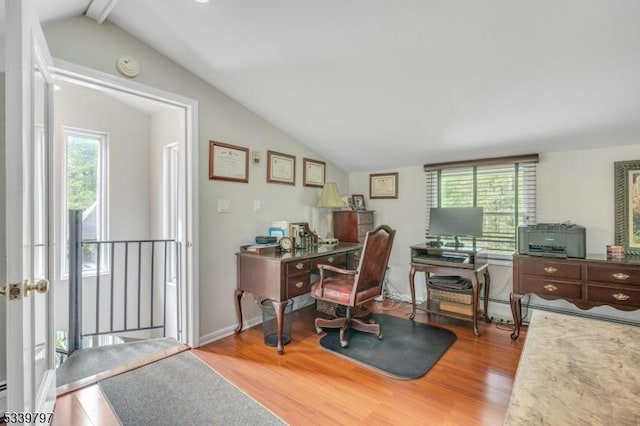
[51,301,527,425]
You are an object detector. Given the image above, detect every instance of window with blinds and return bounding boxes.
[424,155,538,253]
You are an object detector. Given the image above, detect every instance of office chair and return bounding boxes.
[310,224,395,347]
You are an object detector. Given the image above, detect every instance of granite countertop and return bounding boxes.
[504,310,640,425]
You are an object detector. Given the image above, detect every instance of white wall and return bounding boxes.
[42,16,349,344]
[149,108,185,238]
[350,144,640,325]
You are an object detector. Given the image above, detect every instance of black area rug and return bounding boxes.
[99,352,285,426]
[319,313,457,379]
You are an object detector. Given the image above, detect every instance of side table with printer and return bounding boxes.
[409,243,490,336]
[509,222,640,340]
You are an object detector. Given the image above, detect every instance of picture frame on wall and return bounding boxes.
[303,158,326,187]
[267,150,296,185]
[370,172,398,199]
[209,141,249,183]
[614,159,640,255]
[351,194,366,210]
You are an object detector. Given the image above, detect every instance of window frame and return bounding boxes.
[60,127,109,278]
[163,142,180,284]
[424,154,538,255]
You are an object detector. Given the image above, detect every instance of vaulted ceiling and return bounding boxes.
[31,0,640,171]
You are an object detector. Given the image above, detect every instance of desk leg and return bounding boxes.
[510,292,524,340]
[483,270,491,323]
[470,275,480,336]
[271,300,287,355]
[234,289,244,334]
[409,265,417,320]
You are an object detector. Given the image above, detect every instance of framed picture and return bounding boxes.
[267,150,296,185]
[303,158,326,187]
[209,141,249,183]
[351,194,366,210]
[347,197,356,210]
[370,172,399,199]
[614,160,640,255]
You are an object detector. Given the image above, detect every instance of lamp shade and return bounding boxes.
[317,182,344,208]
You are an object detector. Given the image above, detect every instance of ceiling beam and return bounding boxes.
[85,0,119,24]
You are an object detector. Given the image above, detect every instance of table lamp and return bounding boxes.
[317,182,344,244]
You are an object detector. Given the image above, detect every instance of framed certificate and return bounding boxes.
[209,141,249,183]
[303,158,325,187]
[370,172,398,199]
[267,150,296,185]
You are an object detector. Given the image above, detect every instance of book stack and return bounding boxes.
[428,275,472,290]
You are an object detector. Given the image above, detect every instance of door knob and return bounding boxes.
[24,279,49,296]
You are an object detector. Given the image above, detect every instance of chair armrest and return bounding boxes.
[317,264,357,275]
[317,264,357,288]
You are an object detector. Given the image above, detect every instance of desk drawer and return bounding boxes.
[521,259,582,280]
[312,253,347,270]
[587,284,640,308]
[521,277,581,299]
[358,224,373,239]
[286,272,311,298]
[286,260,310,276]
[357,211,374,225]
[586,265,640,285]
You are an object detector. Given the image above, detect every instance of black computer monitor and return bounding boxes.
[429,207,483,247]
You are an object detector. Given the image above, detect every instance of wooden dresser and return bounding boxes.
[510,254,640,339]
[333,210,374,243]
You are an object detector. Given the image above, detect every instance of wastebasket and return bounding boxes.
[260,299,293,347]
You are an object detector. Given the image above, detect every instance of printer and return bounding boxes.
[518,222,586,258]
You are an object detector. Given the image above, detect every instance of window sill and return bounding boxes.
[476,251,514,266]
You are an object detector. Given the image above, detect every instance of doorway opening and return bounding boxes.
[51,61,198,388]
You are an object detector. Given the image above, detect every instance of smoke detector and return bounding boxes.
[116,56,140,78]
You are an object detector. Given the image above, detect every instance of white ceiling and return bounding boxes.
[33,0,640,171]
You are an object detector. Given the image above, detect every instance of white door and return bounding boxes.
[4,0,56,420]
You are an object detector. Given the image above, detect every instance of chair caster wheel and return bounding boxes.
[315,327,323,334]
[340,341,349,348]
[377,334,383,340]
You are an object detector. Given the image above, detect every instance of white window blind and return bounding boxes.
[425,155,538,253]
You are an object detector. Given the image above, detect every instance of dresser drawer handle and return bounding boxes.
[295,281,304,289]
[543,267,558,274]
[543,284,558,292]
[327,257,335,263]
[612,292,630,301]
[612,273,630,280]
[295,263,304,270]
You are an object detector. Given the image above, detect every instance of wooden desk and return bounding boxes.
[408,243,490,336]
[235,242,361,353]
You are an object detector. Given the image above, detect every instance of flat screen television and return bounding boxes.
[428,207,483,248]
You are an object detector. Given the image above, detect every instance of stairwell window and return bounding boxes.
[62,128,108,277]
[424,154,538,255]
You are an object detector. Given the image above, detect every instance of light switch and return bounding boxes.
[218,199,231,213]
[253,200,262,213]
